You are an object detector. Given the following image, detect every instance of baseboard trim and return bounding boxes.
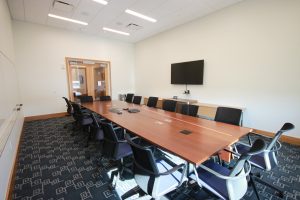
[24,112,68,122]
[6,118,24,200]
[254,129,300,146]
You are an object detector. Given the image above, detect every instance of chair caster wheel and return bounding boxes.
[276,191,284,198]
[108,184,115,191]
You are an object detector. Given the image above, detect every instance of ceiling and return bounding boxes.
[7,0,243,43]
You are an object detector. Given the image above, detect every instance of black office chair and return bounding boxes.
[146,97,158,107]
[181,104,199,117]
[235,122,295,199]
[132,96,142,105]
[62,97,73,116]
[189,139,266,200]
[100,122,133,188]
[100,95,111,101]
[162,100,177,112]
[62,97,75,129]
[214,107,242,126]
[71,102,92,126]
[89,113,105,145]
[122,134,188,200]
[71,102,93,146]
[125,93,134,103]
[77,95,93,103]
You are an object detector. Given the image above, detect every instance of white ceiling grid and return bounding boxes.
[7,0,243,42]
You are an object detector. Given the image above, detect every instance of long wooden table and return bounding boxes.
[82,100,251,166]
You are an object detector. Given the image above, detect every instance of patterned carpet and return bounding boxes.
[12,117,300,200]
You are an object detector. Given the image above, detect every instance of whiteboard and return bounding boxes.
[0,51,20,153]
[0,52,19,121]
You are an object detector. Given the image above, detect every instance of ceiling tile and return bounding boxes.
[7,0,25,21]
[47,16,70,28]
[24,0,52,24]
[60,0,80,7]
[8,0,244,43]
[128,0,167,14]
[71,0,104,22]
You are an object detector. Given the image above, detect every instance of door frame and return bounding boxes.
[65,57,112,101]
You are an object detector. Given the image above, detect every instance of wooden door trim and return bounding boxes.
[65,57,112,101]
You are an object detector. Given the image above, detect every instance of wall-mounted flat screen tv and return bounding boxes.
[171,60,204,85]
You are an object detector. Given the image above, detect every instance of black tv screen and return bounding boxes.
[171,60,204,84]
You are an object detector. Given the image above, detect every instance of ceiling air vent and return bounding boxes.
[126,23,143,31]
[53,0,74,12]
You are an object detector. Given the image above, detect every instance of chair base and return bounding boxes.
[121,186,146,200]
[250,173,284,200]
[108,163,133,191]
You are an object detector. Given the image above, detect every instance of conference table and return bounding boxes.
[82,100,251,167]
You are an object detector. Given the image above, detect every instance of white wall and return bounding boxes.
[135,0,300,138]
[0,0,20,119]
[0,0,23,199]
[13,21,135,116]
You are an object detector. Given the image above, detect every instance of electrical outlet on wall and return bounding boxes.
[184,90,190,94]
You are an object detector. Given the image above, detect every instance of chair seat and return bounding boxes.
[189,160,230,199]
[81,117,93,126]
[95,128,104,141]
[155,160,187,195]
[236,144,276,170]
[116,143,132,160]
[136,160,187,198]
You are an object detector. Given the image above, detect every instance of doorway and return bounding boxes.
[65,57,111,101]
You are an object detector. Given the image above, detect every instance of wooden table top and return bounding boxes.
[82,100,250,166]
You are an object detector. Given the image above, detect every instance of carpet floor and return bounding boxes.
[12,117,300,200]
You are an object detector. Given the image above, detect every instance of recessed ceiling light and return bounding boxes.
[93,0,108,5]
[125,9,157,23]
[102,27,130,36]
[48,14,88,25]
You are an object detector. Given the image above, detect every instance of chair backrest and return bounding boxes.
[181,104,199,117]
[90,113,104,141]
[132,96,142,105]
[162,100,177,112]
[226,139,266,199]
[125,93,134,103]
[99,95,111,101]
[147,97,158,107]
[101,122,119,142]
[100,122,120,158]
[214,107,242,126]
[90,113,100,128]
[230,139,266,177]
[267,122,294,151]
[78,95,93,103]
[71,102,82,115]
[62,97,73,114]
[125,134,159,176]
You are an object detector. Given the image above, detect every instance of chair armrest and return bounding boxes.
[197,160,251,180]
[156,150,172,160]
[236,141,252,147]
[118,140,128,143]
[113,126,122,131]
[158,163,186,176]
[249,132,273,139]
[134,161,186,177]
[268,140,282,152]
[96,118,106,122]
[223,148,241,157]
[130,136,140,141]
[82,114,91,118]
